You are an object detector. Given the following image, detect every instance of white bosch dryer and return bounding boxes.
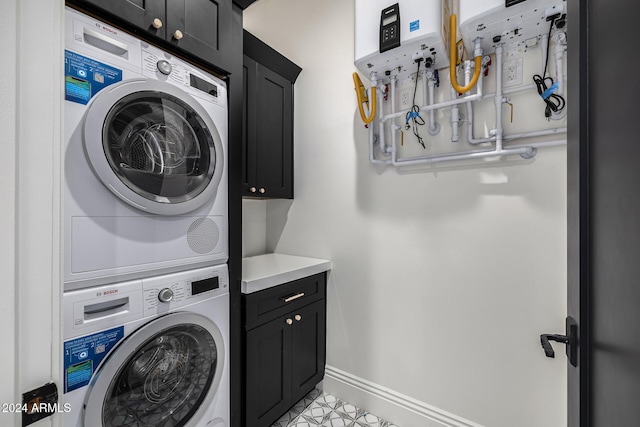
[64,7,228,290]
[62,265,230,427]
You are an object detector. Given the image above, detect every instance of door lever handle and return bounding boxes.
[540,316,578,367]
[540,334,569,358]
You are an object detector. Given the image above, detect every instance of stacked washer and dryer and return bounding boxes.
[62,7,229,427]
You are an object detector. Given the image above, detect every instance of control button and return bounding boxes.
[157,60,172,75]
[158,288,174,303]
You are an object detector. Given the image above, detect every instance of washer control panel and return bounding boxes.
[142,265,229,316]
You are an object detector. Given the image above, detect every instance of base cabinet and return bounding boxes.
[243,274,327,427]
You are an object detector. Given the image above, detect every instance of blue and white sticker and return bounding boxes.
[63,326,124,393]
[410,20,420,32]
[64,50,123,105]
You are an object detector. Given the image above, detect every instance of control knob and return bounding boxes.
[158,288,174,303]
[156,59,172,75]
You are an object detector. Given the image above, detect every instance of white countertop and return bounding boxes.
[241,253,332,294]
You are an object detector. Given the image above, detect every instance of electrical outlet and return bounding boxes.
[503,57,523,87]
[398,75,415,108]
[400,88,412,108]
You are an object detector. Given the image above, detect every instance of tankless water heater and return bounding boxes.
[354,0,449,83]
[459,0,566,56]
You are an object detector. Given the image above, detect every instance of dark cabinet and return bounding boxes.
[233,0,257,9]
[243,273,326,427]
[67,0,233,73]
[242,31,302,199]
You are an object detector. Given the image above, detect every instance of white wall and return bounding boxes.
[244,1,567,426]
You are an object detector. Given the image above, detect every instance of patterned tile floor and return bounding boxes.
[271,389,398,427]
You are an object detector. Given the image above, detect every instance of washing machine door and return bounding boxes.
[83,78,224,215]
[83,312,225,427]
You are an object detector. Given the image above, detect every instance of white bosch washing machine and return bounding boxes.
[62,265,229,427]
[64,7,228,290]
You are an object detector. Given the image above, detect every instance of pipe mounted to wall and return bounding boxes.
[426,70,441,136]
[353,71,377,125]
[494,43,504,152]
[362,10,569,168]
[449,14,483,94]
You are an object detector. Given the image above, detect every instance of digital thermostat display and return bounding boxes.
[382,15,397,26]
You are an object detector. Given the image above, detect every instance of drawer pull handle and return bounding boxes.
[283,292,305,303]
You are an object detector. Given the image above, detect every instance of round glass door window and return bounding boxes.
[103,92,215,204]
[102,323,219,426]
[82,79,224,215]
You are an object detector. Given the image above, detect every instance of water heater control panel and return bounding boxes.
[380,3,401,53]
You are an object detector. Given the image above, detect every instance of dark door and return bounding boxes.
[166,0,233,73]
[245,315,292,427]
[567,0,640,425]
[256,63,293,198]
[290,300,326,404]
[76,0,166,38]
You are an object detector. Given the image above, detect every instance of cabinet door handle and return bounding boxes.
[286,318,293,325]
[282,292,305,303]
[295,314,302,321]
[173,29,184,40]
[152,18,163,29]
[249,187,257,193]
[259,188,266,194]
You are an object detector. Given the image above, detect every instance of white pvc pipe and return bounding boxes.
[382,70,484,123]
[466,100,495,145]
[382,92,480,122]
[450,86,459,142]
[504,127,567,141]
[390,76,397,157]
[377,81,387,155]
[494,44,504,152]
[509,139,566,150]
[551,40,567,121]
[554,41,565,96]
[421,69,428,112]
[369,124,390,165]
[427,71,439,135]
[464,60,472,86]
[390,138,567,167]
[392,146,533,166]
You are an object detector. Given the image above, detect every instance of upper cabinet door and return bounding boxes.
[68,0,234,73]
[255,63,293,199]
[75,0,167,38]
[166,0,233,73]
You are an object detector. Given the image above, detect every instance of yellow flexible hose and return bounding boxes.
[352,72,377,125]
[449,14,482,94]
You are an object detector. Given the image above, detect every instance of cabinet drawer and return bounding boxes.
[244,273,326,330]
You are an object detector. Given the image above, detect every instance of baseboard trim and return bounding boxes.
[323,365,485,427]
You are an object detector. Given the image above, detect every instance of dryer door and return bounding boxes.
[83,79,224,215]
[83,312,225,427]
